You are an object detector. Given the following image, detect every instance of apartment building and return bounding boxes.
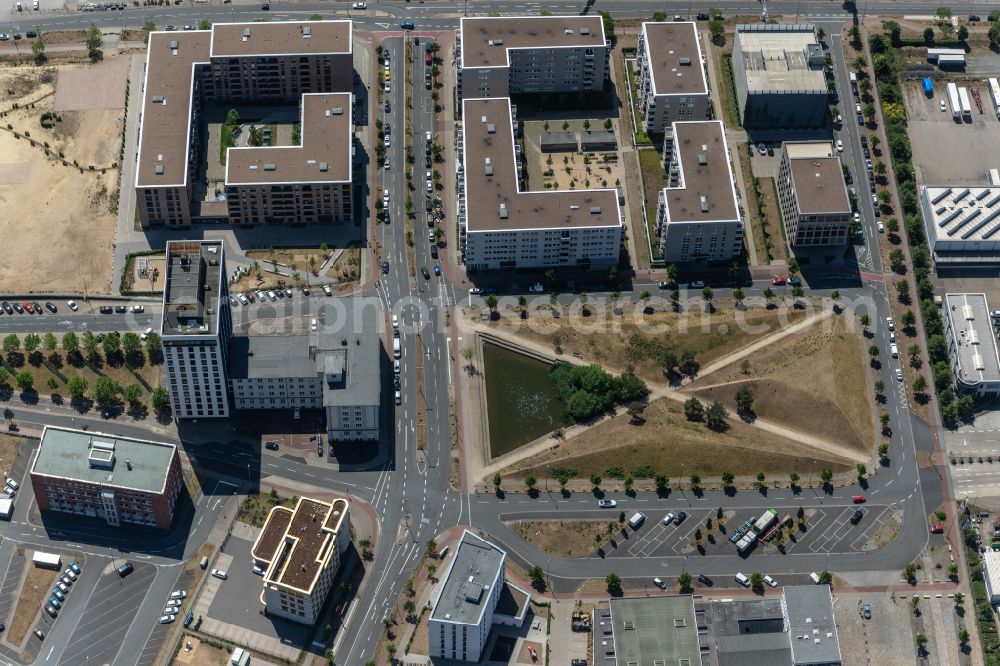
[160,240,232,419]
[228,298,381,442]
[636,22,710,134]
[460,97,622,271]
[777,141,852,246]
[456,16,609,102]
[732,24,827,128]
[655,120,743,262]
[225,93,354,226]
[429,531,529,662]
[135,21,354,228]
[30,426,182,529]
[251,497,351,625]
[943,293,1000,398]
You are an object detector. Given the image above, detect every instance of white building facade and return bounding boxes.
[636,22,710,134]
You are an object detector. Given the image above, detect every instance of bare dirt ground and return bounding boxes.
[686,313,875,454]
[0,57,125,293]
[172,636,230,666]
[498,396,853,484]
[53,56,128,111]
[508,520,613,559]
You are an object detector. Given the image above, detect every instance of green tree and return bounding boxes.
[102,334,120,358]
[61,331,79,355]
[709,18,724,42]
[655,475,669,492]
[122,383,143,407]
[23,333,40,354]
[557,475,569,492]
[15,371,33,391]
[763,287,775,307]
[924,26,935,42]
[701,286,714,309]
[426,538,438,557]
[2,408,12,425]
[683,397,704,421]
[31,29,45,63]
[42,332,57,354]
[879,442,890,460]
[145,332,162,362]
[605,572,622,594]
[2,334,19,354]
[623,476,634,493]
[524,476,537,492]
[820,469,834,485]
[92,376,119,406]
[991,22,1000,48]
[678,571,693,592]
[732,287,745,307]
[904,563,917,581]
[590,473,602,490]
[82,331,98,357]
[528,565,546,590]
[67,375,88,398]
[749,572,765,594]
[198,19,211,30]
[735,385,754,416]
[46,377,58,391]
[818,570,832,585]
[121,332,142,362]
[690,474,701,491]
[226,108,240,127]
[721,471,735,487]
[151,386,170,412]
[789,471,800,487]
[705,401,728,431]
[492,473,502,491]
[86,24,102,59]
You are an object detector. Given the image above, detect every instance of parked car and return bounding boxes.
[420,266,430,279]
[265,441,279,450]
[382,261,390,274]
[862,603,872,619]
[33,628,44,641]
[99,305,113,314]
[400,20,414,29]
[169,590,186,599]
[653,577,666,589]
[598,499,617,508]
[211,569,228,580]
[69,561,81,575]
[697,574,714,586]
[351,1,367,7]
[131,305,144,313]
[159,614,176,624]
[929,524,944,533]
[45,302,57,313]
[673,511,687,525]
[394,390,402,405]
[117,562,133,577]
[764,575,778,588]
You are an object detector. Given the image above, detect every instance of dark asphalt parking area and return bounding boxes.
[57,562,155,666]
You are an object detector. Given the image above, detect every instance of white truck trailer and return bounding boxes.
[959,86,972,119]
[989,78,1000,119]
[32,551,61,569]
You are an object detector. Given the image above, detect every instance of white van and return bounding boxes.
[890,343,898,358]
[735,572,750,587]
[393,337,401,359]
[310,318,318,332]
[425,131,432,144]
[809,572,821,584]
[140,327,153,341]
[628,512,646,529]
[323,284,333,296]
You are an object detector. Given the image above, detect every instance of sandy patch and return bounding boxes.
[53,55,129,111]
[0,163,31,184]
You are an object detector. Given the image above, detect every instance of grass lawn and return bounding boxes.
[687,314,874,454]
[508,520,615,558]
[498,397,852,483]
[490,306,808,386]
[9,559,59,646]
[3,350,161,406]
[638,147,666,262]
[219,124,233,166]
[237,491,296,528]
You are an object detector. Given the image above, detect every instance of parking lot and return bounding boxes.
[608,504,897,560]
[57,560,155,666]
[135,568,195,666]
[904,79,1000,185]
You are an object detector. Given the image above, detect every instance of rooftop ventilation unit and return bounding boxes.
[499,203,508,219]
[484,157,493,176]
[302,26,311,37]
[590,206,602,214]
[169,40,178,49]
[700,195,710,212]
[319,162,329,172]
[154,164,164,175]
[679,57,692,65]
[486,123,496,133]
[974,352,985,370]
[152,95,164,103]
[331,107,343,115]
[264,164,276,171]
[963,304,975,320]
[581,27,590,35]
[697,153,707,165]
[565,29,574,35]
[970,330,980,345]
[488,39,503,45]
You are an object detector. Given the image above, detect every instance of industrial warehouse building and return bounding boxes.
[777,141,852,246]
[30,426,183,529]
[135,20,355,228]
[920,177,1000,265]
[656,120,743,263]
[636,21,710,134]
[251,496,351,624]
[943,293,1000,398]
[731,24,827,129]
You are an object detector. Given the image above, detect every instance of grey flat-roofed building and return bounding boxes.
[229,297,381,441]
[31,426,182,529]
[778,142,852,246]
[636,22,711,134]
[539,131,578,152]
[944,293,1000,398]
[460,97,622,271]
[456,16,609,101]
[921,181,1000,265]
[782,585,841,665]
[698,597,789,665]
[161,240,232,419]
[732,24,827,128]
[580,130,617,151]
[656,120,744,262]
[607,595,700,665]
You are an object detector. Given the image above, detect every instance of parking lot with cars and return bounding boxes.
[606,503,897,560]
[56,560,154,666]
